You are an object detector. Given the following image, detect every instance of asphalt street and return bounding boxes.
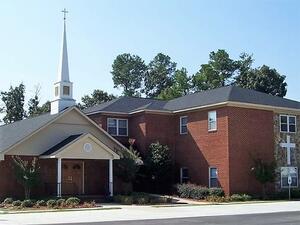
[42,211,300,225]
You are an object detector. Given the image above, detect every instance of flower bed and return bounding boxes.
[0,197,97,211]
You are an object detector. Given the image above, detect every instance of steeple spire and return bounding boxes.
[57,8,69,82]
[51,8,75,115]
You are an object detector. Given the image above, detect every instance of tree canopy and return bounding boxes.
[158,68,191,100]
[111,53,147,96]
[79,89,116,109]
[235,65,287,97]
[1,83,26,123]
[144,53,177,98]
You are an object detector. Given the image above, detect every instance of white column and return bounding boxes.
[109,159,113,197]
[57,158,62,197]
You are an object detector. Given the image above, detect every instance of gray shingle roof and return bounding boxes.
[0,112,61,153]
[84,86,300,114]
[41,134,83,156]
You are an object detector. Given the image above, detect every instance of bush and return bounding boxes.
[209,188,225,197]
[206,196,229,203]
[56,199,65,207]
[65,197,80,207]
[176,183,225,200]
[3,197,13,205]
[36,200,47,207]
[12,200,22,207]
[21,199,34,208]
[47,199,57,208]
[230,194,252,202]
[114,195,134,205]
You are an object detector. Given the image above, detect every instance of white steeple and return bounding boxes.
[51,8,75,115]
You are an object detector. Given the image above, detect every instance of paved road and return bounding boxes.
[42,211,300,225]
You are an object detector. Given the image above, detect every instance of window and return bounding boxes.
[281,167,298,188]
[63,86,70,95]
[55,86,59,96]
[280,115,296,133]
[180,116,188,134]
[180,167,189,183]
[208,111,217,131]
[209,167,218,188]
[107,118,128,136]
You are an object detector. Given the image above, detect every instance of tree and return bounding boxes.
[144,53,177,98]
[12,156,40,199]
[79,89,116,109]
[144,142,173,193]
[111,53,147,96]
[114,139,142,193]
[235,65,287,97]
[192,49,237,91]
[1,83,26,124]
[158,68,191,100]
[251,158,276,199]
[28,86,51,117]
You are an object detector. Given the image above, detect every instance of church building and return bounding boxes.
[0,11,299,198]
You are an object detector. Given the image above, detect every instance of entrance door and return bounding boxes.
[62,160,83,195]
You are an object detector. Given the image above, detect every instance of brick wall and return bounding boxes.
[227,107,275,194]
[89,106,276,195]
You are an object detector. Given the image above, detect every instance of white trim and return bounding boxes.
[82,161,85,194]
[57,158,62,197]
[208,111,217,132]
[280,114,297,133]
[40,133,120,160]
[109,159,113,197]
[179,116,188,135]
[209,167,218,188]
[107,118,128,137]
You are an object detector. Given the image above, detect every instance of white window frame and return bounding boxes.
[107,118,128,137]
[209,167,218,188]
[180,116,188,135]
[280,115,296,133]
[281,167,298,188]
[180,167,189,184]
[208,110,217,131]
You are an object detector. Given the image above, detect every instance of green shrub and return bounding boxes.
[65,197,80,207]
[36,200,47,207]
[209,188,225,197]
[46,199,57,208]
[56,198,65,207]
[3,197,13,205]
[230,194,252,202]
[177,183,225,200]
[21,199,34,208]
[12,200,22,207]
[114,195,133,205]
[206,196,229,202]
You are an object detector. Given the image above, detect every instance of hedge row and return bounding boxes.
[1,197,83,209]
[176,183,224,200]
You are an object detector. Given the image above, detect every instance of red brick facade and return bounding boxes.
[0,156,109,199]
[89,106,275,195]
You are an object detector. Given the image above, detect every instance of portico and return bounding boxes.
[40,133,120,197]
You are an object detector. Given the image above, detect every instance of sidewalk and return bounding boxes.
[1,201,300,225]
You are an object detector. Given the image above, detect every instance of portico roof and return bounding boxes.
[40,133,120,160]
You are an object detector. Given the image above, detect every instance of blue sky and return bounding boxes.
[0,0,299,108]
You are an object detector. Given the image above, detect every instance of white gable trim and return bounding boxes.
[40,133,120,160]
[3,106,128,156]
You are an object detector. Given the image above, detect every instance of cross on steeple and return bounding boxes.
[280,135,296,165]
[61,8,68,21]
